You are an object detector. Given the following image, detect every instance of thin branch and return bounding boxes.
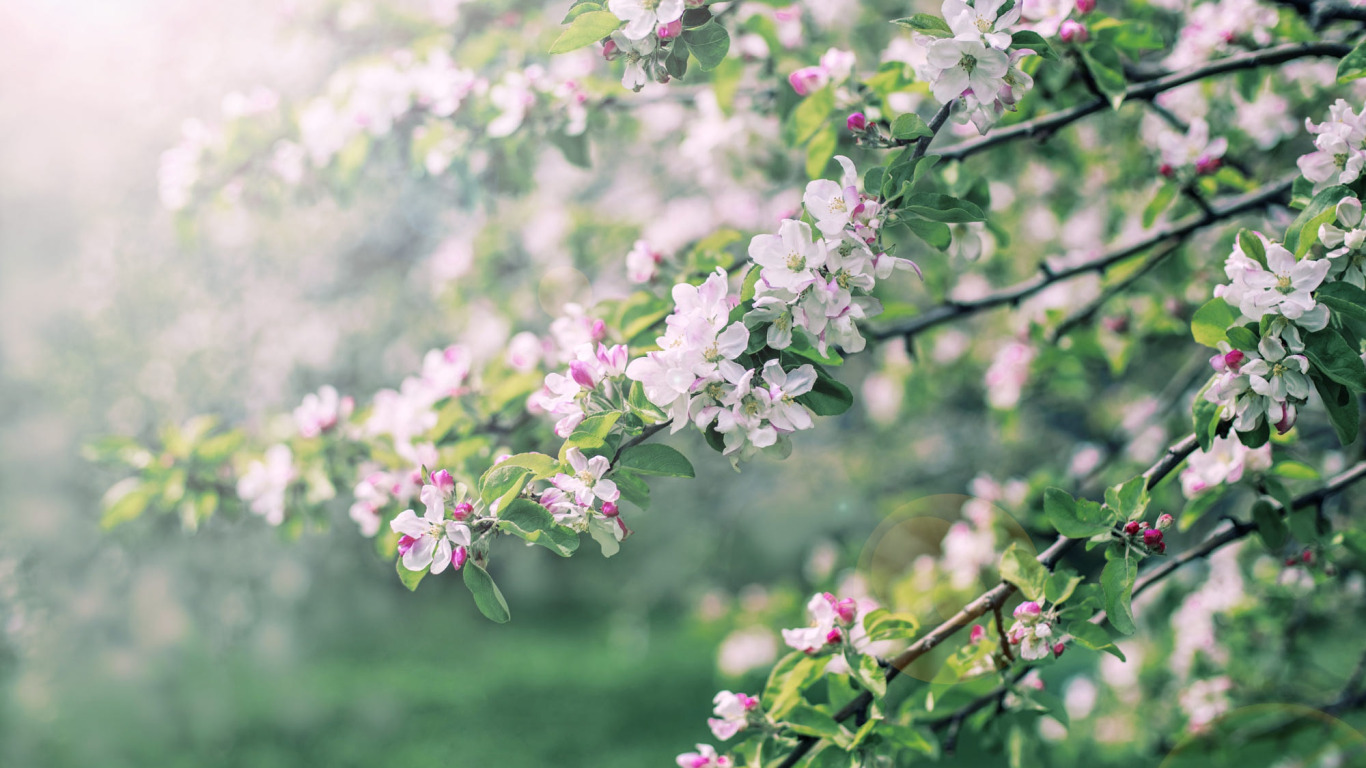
[1047,236,1189,343]
[919,42,1351,162]
[871,176,1295,342]
[775,433,1199,768]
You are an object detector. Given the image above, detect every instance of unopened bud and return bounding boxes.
[1303,549,1314,564]
[846,111,868,131]
[825,628,843,645]
[1159,162,1175,179]
[1053,642,1066,658]
[397,535,417,556]
[452,502,474,521]
[601,501,619,518]
[451,545,469,570]
[833,597,858,625]
[431,469,455,494]
[1059,19,1088,43]
[1142,528,1164,548]
[657,19,682,40]
[1124,520,1142,536]
[1014,601,1042,620]
[1274,403,1298,435]
[1195,155,1222,175]
[1075,0,1096,12]
[970,624,986,644]
[1156,513,1174,531]
[602,39,619,60]
[569,360,598,389]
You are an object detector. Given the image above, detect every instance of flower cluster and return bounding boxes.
[1156,118,1228,179]
[1205,235,1331,435]
[706,690,761,741]
[1321,196,1366,289]
[293,385,355,439]
[1166,0,1279,69]
[1122,513,1173,555]
[542,447,632,556]
[780,591,860,653]
[1005,600,1061,661]
[530,342,630,437]
[787,47,857,96]
[917,0,1034,132]
[1299,99,1366,192]
[236,444,295,526]
[367,345,474,465]
[391,469,477,576]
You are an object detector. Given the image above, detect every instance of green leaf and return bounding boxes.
[1066,620,1125,660]
[396,559,426,591]
[1303,328,1366,392]
[763,653,825,718]
[806,125,838,178]
[562,1,603,23]
[891,14,952,36]
[1338,38,1366,83]
[901,193,985,223]
[559,411,623,459]
[890,112,932,140]
[682,21,730,70]
[1080,43,1127,109]
[463,563,511,623]
[1313,373,1360,446]
[615,443,695,477]
[100,478,154,528]
[1271,460,1319,480]
[999,542,1049,601]
[1044,487,1115,538]
[876,723,940,757]
[1192,378,1223,452]
[1251,498,1289,551]
[664,40,689,79]
[1190,297,1238,348]
[1104,476,1149,520]
[1285,185,1351,257]
[612,469,651,510]
[549,11,621,54]
[905,217,952,250]
[787,86,834,145]
[1317,281,1366,323]
[784,705,847,741]
[1101,555,1137,635]
[1143,182,1178,228]
[1010,30,1057,60]
[1044,572,1084,605]
[1225,325,1259,352]
[498,498,580,556]
[807,746,854,768]
[479,464,532,508]
[495,452,562,481]
[796,365,854,415]
[862,608,920,641]
[845,648,887,699]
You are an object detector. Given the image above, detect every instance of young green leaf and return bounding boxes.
[999,541,1049,601]
[615,443,695,477]
[548,11,621,54]
[1044,487,1114,538]
[1101,555,1137,635]
[463,563,512,623]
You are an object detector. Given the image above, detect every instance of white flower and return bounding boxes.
[759,360,816,433]
[1242,334,1311,403]
[294,385,353,438]
[716,368,778,455]
[390,504,472,575]
[781,593,847,653]
[944,0,1021,50]
[1218,242,1330,327]
[552,447,620,506]
[608,0,684,40]
[925,38,1009,105]
[707,691,758,741]
[237,444,295,526]
[626,239,664,283]
[610,31,658,91]
[676,743,734,768]
[1157,118,1228,171]
[749,218,828,292]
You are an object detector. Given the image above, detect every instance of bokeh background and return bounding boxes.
[4,1,1366,766]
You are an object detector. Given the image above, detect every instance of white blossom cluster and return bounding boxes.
[1299,99,1366,193]
[1206,234,1329,434]
[916,0,1034,133]
[1165,0,1279,69]
[529,342,631,438]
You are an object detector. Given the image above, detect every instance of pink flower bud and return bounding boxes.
[590,319,607,341]
[738,693,759,710]
[1159,162,1175,179]
[1075,0,1096,12]
[1274,403,1297,434]
[1124,520,1142,536]
[1157,541,1167,554]
[1143,528,1163,548]
[833,598,858,625]
[451,545,468,570]
[1053,642,1066,658]
[1059,20,1088,43]
[1156,513,1174,531]
[601,501,619,518]
[602,39,619,60]
[430,469,455,495]
[569,360,598,389]
[1285,556,1298,567]
[970,624,986,644]
[397,535,417,556]
[788,66,830,96]
[1224,349,1245,371]
[825,628,843,645]
[657,19,682,39]
[452,502,474,521]
[846,112,868,131]
[1195,155,1222,175]
[1014,601,1042,619]
[1303,550,1314,564]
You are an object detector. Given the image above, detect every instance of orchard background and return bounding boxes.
[4,0,1366,766]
